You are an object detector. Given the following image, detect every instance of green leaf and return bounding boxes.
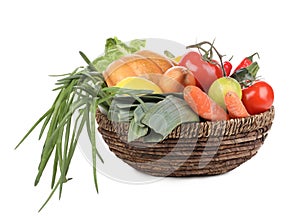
[90,98,100,192]
[142,95,199,141]
[128,120,148,142]
[231,62,260,87]
[133,103,153,125]
[164,50,175,59]
[92,37,146,73]
[129,39,146,52]
[14,108,52,149]
[16,37,148,211]
[38,107,54,140]
[142,130,164,143]
[51,148,59,189]
[128,103,155,142]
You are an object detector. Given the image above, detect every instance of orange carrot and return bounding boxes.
[225,91,250,118]
[183,85,229,121]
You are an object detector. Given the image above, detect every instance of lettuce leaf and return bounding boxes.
[92,37,146,73]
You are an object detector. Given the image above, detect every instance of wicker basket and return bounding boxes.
[96,106,275,176]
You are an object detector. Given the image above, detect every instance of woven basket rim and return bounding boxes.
[96,106,275,176]
[96,106,275,141]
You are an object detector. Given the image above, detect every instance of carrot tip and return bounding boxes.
[225,91,250,118]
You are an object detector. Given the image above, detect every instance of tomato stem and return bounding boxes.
[187,41,227,77]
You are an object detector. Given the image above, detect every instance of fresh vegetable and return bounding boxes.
[242,81,274,114]
[138,95,199,142]
[225,91,250,118]
[16,68,106,212]
[224,61,232,76]
[15,36,274,212]
[183,85,229,121]
[115,76,163,94]
[178,51,223,92]
[231,62,260,88]
[15,37,149,211]
[208,77,242,110]
[108,91,166,122]
[92,37,146,73]
[128,102,156,142]
[108,93,199,142]
[159,66,196,93]
[103,50,173,86]
[233,52,259,73]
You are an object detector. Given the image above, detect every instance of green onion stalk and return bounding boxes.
[15,37,146,211]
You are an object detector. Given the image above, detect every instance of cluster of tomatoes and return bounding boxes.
[178,44,274,115]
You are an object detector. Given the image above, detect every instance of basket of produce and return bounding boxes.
[95,40,275,176]
[16,37,274,210]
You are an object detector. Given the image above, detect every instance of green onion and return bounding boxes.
[15,37,147,211]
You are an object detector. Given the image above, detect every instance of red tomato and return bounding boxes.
[178,51,223,92]
[242,81,274,114]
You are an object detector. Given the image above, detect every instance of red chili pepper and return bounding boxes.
[223,61,232,76]
[233,52,259,73]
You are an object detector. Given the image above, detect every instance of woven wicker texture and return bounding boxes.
[96,106,275,176]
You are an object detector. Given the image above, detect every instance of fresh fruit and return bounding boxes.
[223,61,232,76]
[103,50,173,86]
[178,51,223,92]
[225,91,250,118]
[242,81,274,114]
[115,76,163,94]
[183,85,229,121]
[208,77,242,110]
[159,66,196,93]
[233,52,259,73]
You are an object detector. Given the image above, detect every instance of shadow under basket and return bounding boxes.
[96,106,275,177]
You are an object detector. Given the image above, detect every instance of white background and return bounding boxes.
[1,0,299,218]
